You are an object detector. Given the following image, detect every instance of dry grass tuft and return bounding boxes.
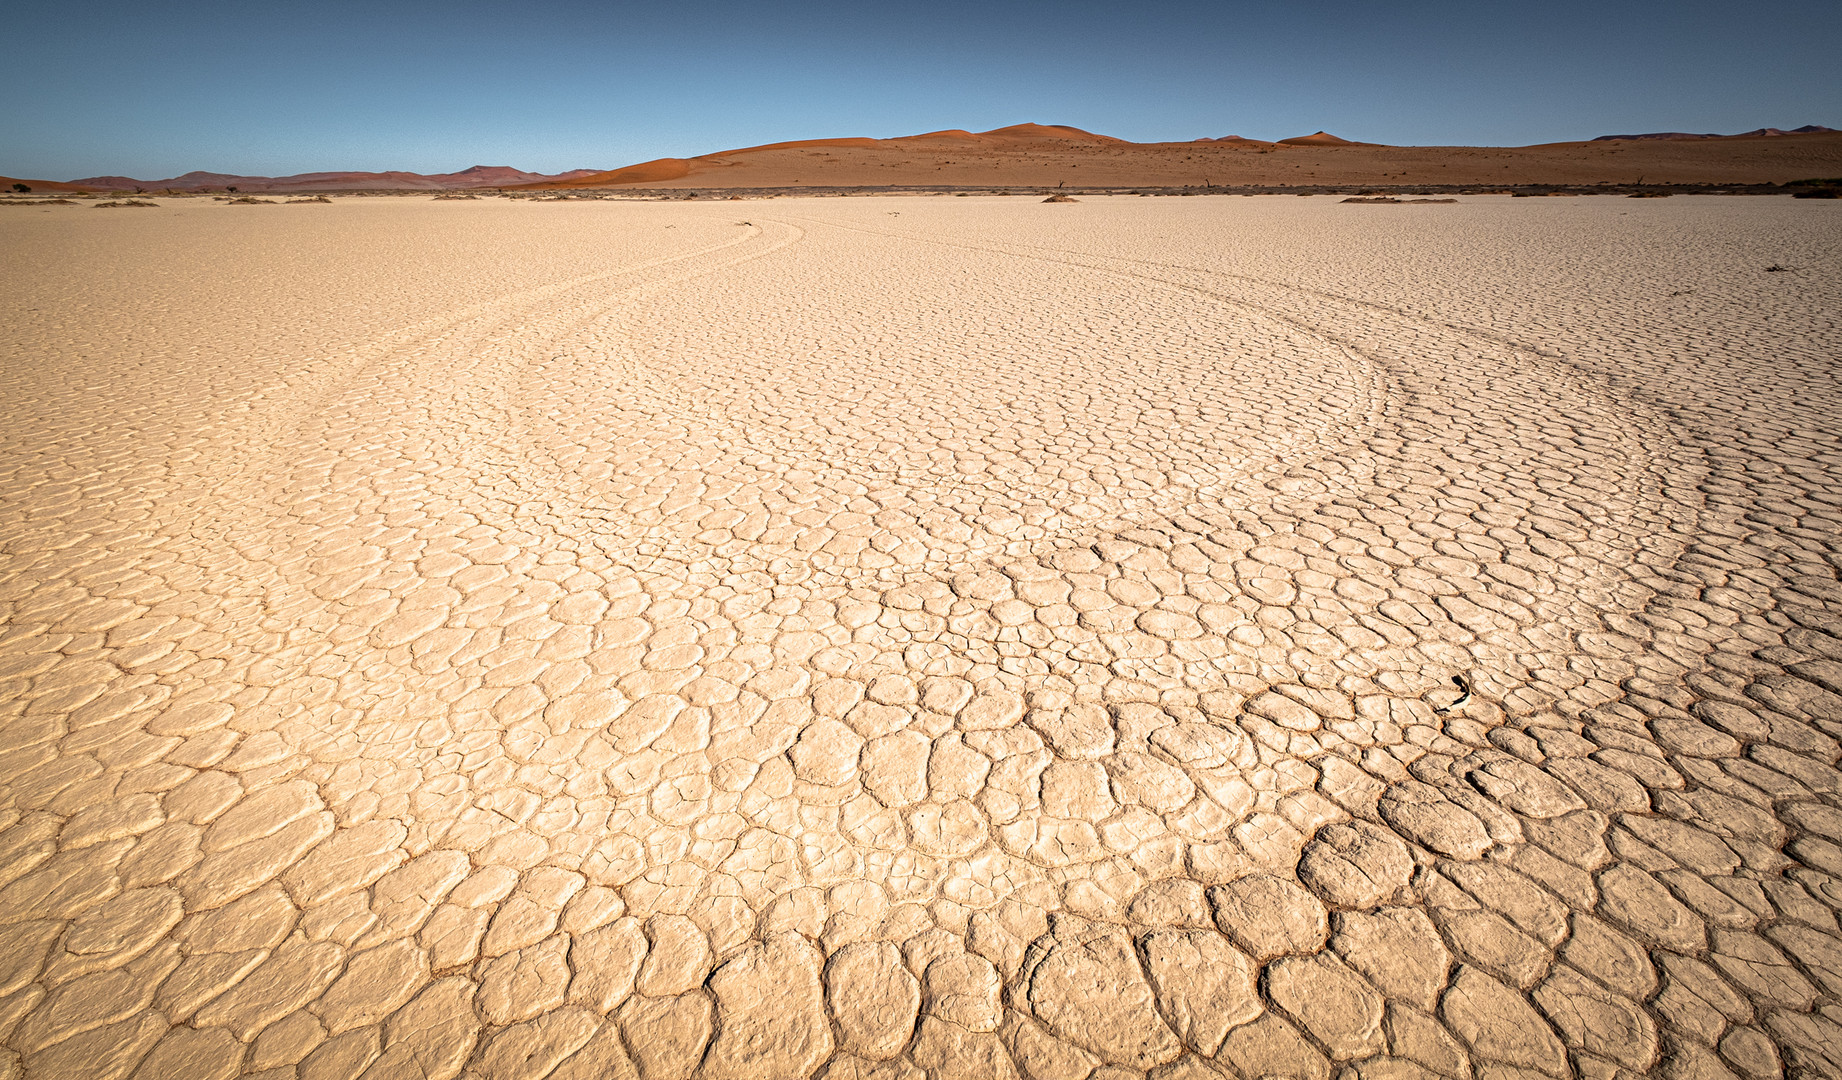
[287,195,333,204]
[95,199,159,208]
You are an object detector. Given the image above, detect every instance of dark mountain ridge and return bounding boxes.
[1593,125,1835,141]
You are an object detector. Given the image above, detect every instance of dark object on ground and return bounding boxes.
[1628,192,1672,198]
[1343,196,1400,203]
[1432,674,1473,715]
[9,183,28,193]
[1792,187,1839,199]
[1042,193,1077,202]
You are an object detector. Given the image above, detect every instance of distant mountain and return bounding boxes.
[23,122,1842,195]
[66,166,599,192]
[1175,132,1365,147]
[1593,125,1836,141]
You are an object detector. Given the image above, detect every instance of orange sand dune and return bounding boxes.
[720,136,886,155]
[577,158,696,185]
[905,129,983,141]
[523,124,1842,190]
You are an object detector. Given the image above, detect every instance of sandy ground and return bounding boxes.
[534,129,1842,190]
[1,194,1840,1079]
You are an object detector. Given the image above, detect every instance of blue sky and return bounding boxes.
[4,0,1838,180]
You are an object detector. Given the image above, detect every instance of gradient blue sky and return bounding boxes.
[5,0,1838,180]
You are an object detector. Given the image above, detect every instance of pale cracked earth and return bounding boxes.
[1,193,1840,1080]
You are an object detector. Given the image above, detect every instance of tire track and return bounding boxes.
[541,213,1391,591]
[777,211,1703,717]
[149,216,809,724]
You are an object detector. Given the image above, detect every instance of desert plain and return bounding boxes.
[0,192,1840,1080]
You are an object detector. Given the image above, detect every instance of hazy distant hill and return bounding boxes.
[67,165,600,192]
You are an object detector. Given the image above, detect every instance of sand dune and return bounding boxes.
[3,194,1840,1076]
[526,124,1842,189]
[1276,131,1363,146]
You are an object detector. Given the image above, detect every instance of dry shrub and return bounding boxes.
[95,199,158,208]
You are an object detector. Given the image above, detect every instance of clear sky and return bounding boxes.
[5,0,1838,180]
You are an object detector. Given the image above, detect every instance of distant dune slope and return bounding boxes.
[0,175,89,192]
[521,123,1842,189]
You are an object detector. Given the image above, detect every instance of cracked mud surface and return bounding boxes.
[1,194,1839,1079]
